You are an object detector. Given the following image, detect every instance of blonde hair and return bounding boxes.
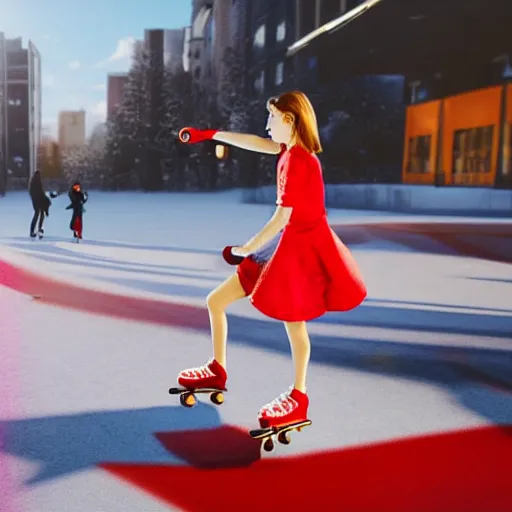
[266,91,322,154]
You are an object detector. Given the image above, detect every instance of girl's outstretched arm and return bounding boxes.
[213,131,282,155]
[179,127,282,154]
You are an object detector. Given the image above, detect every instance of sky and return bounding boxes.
[0,0,192,139]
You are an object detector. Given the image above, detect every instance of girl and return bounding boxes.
[176,91,367,429]
[29,170,51,239]
[66,181,88,240]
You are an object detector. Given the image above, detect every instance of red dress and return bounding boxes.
[237,145,367,322]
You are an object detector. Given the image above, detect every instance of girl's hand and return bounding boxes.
[222,245,246,265]
[179,127,218,144]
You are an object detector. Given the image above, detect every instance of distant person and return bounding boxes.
[66,181,88,241]
[28,170,51,239]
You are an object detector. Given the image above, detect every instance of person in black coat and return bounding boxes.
[66,181,88,239]
[29,170,51,238]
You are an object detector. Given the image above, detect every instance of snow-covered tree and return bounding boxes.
[102,44,150,190]
[156,68,195,189]
[60,144,106,189]
[219,46,251,133]
[216,46,258,188]
[117,43,149,143]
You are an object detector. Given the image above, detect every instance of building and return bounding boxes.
[244,0,296,101]
[163,28,186,73]
[0,35,42,189]
[210,0,232,91]
[188,0,213,84]
[58,110,86,149]
[183,26,191,72]
[107,73,129,121]
[0,33,8,194]
[291,0,364,90]
[287,0,512,189]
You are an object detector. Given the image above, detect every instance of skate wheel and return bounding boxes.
[210,392,224,405]
[263,438,274,452]
[180,392,196,407]
[277,431,290,445]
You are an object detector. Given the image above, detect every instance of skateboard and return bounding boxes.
[249,419,312,452]
[169,386,226,408]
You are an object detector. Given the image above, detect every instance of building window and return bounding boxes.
[254,70,265,95]
[275,62,284,85]
[7,68,28,81]
[276,21,286,42]
[253,24,266,48]
[452,126,494,178]
[8,98,22,107]
[407,135,431,173]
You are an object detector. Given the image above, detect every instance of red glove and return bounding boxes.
[179,127,218,144]
[222,246,245,265]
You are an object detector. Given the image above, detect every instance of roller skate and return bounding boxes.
[249,387,312,452]
[169,358,227,408]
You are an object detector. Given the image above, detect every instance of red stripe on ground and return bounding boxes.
[101,424,512,512]
[0,259,210,330]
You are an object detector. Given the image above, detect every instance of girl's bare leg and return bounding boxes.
[206,273,247,369]
[284,321,311,393]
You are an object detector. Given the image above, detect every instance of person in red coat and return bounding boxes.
[175,91,367,429]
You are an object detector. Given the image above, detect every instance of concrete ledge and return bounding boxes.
[242,185,512,217]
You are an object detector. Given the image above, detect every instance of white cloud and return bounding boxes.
[68,60,81,70]
[109,36,136,61]
[92,83,106,91]
[92,36,135,69]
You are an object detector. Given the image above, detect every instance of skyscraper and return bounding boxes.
[107,73,129,121]
[1,35,41,189]
[163,28,186,73]
[0,33,8,194]
[58,110,86,149]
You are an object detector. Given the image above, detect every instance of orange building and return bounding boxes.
[287,0,512,189]
[403,84,511,187]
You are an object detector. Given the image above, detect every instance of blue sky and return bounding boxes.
[1,0,192,138]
